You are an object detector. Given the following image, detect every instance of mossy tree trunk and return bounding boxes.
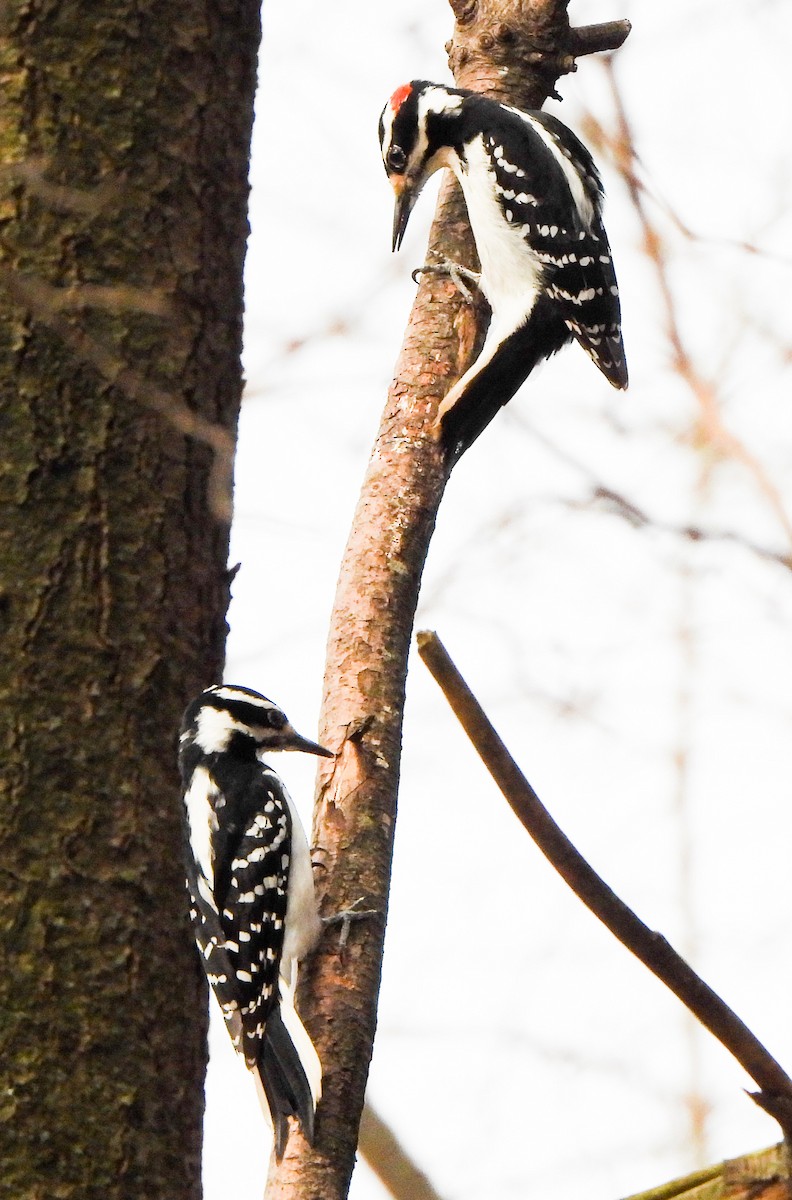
[0,3,260,1196]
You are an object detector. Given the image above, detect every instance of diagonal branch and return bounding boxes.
[358,1102,448,1200]
[264,173,471,1200]
[265,4,631,1197]
[417,629,792,1142]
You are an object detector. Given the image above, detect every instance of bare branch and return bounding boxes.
[622,1144,790,1200]
[265,3,631,1196]
[358,1103,447,1200]
[580,485,792,571]
[567,20,631,56]
[446,0,631,109]
[503,407,792,573]
[417,630,792,1141]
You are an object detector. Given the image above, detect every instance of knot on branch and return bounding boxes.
[446,2,630,110]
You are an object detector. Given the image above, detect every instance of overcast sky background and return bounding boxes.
[203,2,792,1197]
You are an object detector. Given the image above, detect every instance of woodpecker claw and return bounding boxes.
[323,897,378,952]
[411,259,481,303]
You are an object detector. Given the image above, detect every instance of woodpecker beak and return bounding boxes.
[391,177,416,252]
[281,728,334,758]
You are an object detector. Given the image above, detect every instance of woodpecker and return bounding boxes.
[379,80,628,454]
[178,683,333,1159]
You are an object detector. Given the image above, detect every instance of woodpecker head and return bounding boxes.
[379,80,464,251]
[179,684,333,765]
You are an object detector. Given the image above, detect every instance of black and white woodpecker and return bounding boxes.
[379,80,628,454]
[178,684,333,1159]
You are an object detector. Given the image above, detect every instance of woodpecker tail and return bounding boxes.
[437,294,571,460]
[254,983,322,1160]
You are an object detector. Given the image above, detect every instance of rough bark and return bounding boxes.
[0,3,259,1197]
[265,2,629,1198]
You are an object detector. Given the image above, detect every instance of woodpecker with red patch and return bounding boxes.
[379,80,628,455]
[179,684,333,1159]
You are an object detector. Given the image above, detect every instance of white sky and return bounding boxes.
[204,1,792,1197]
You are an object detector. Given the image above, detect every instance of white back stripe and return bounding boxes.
[184,765,217,887]
[509,108,595,230]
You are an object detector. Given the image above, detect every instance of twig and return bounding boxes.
[581,485,792,571]
[265,5,633,1195]
[416,630,792,1141]
[567,20,631,55]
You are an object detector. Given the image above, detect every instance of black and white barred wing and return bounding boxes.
[490,109,628,388]
[185,854,246,1051]
[535,217,627,387]
[213,800,291,1068]
[186,790,290,1068]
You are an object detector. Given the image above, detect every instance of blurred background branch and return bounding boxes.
[417,630,792,1142]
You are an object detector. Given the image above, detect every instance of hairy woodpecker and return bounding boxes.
[379,80,628,454]
[178,684,332,1159]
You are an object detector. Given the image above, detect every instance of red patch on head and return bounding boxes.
[389,83,413,113]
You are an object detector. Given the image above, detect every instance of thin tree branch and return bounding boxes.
[622,1143,790,1200]
[265,4,631,1196]
[579,484,792,571]
[264,174,468,1200]
[567,20,631,55]
[358,1103,447,1200]
[416,630,792,1142]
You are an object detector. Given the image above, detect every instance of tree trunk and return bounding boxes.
[0,4,259,1196]
[265,2,629,1198]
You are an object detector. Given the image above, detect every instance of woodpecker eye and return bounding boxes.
[267,710,287,730]
[387,145,407,173]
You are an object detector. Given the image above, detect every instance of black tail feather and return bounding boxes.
[440,296,571,462]
[259,1006,317,1160]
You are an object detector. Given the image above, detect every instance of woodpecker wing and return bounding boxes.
[215,778,320,1157]
[534,218,627,388]
[210,774,292,1069]
[186,860,250,1054]
[479,104,628,389]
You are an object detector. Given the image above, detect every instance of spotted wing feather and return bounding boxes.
[483,110,627,389]
[185,852,247,1049]
[212,789,291,1068]
[533,220,627,388]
